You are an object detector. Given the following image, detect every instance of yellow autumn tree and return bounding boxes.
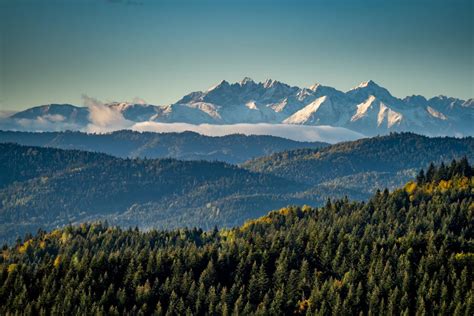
[54,255,62,268]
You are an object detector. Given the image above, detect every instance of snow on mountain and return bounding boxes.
[10,104,89,124]
[107,102,159,121]
[347,96,403,133]
[283,96,337,125]
[462,99,474,108]
[162,77,306,124]
[426,106,447,120]
[2,78,472,137]
[151,103,220,124]
[347,80,401,106]
[380,104,404,128]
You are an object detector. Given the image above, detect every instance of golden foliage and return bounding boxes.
[48,229,62,240]
[333,279,343,289]
[18,239,32,254]
[219,229,236,242]
[240,215,273,231]
[438,180,451,192]
[405,176,473,200]
[454,252,474,265]
[7,263,18,273]
[54,255,62,268]
[60,232,70,244]
[404,181,417,195]
[297,299,311,314]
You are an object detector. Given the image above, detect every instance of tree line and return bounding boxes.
[0,159,473,315]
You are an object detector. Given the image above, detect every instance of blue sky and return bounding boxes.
[1,0,473,110]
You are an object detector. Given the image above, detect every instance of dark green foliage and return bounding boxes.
[2,132,474,244]
[243,132,474,185]
[0,143,308,243]
[415,157,473,184]
[0,162,472,315]
[0,130,328,164]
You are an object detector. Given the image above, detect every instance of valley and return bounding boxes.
[1,132,472,244]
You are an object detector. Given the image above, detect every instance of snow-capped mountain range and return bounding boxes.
[2,78,473,137]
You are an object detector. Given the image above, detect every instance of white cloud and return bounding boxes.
[11,117,82,132]
[130,122,364,143]
[82,95,133,133]
[0,96,365,143]
[131,97,148,105]
[43,114,66,122]
[78,96,364,142]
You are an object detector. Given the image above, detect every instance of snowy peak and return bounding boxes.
[283,96,338,125]
[108,78,474,136]
[349,80,387,93]
[207,80,230,92]
[10,104,89,122]
[352,80,379,90]
[3,78,472,137]
[263,79,280,88]
[309,83,321,91]
[347,80,396,105]
[350,96,403,129]
[239,77,255,86]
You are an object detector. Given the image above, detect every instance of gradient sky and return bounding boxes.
[1,0,473,111]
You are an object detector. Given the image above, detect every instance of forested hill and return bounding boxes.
[0,130,328,164]
[0,143,305,244]
[242,132,474,188]
[0,143,115,189]
[2,133,474,243]
[1,160,472,315]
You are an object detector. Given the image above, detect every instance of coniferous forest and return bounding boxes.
[3,0,473,314]
[1,159,472,315]
[1,133,473,244]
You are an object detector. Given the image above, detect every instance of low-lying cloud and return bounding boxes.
[131,122,364,143]
[80,97,364,142]
[0,96,365,143]
[1,116,83,132]
[82,95,134,133]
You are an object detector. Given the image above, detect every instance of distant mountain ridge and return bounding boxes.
[0,130,328,164]
[242,133,474,187]
[1,133,474,243]
[0,142,309,243]
[2,78,473,136]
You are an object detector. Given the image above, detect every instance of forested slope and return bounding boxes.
[2,133,474,243]
[243,132,474,195]
[0,143,305,243]
[0,130,328,164]
[0,160,472,315]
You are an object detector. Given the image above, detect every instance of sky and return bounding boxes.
[0,0,473,111]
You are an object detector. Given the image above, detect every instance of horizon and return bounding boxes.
[2,76,472,112]
[1,0,473,111]
[1,1,473,313]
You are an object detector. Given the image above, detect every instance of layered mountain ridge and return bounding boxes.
[0,130,328,164]
[1,133,473,243]
[2,78,473,136]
